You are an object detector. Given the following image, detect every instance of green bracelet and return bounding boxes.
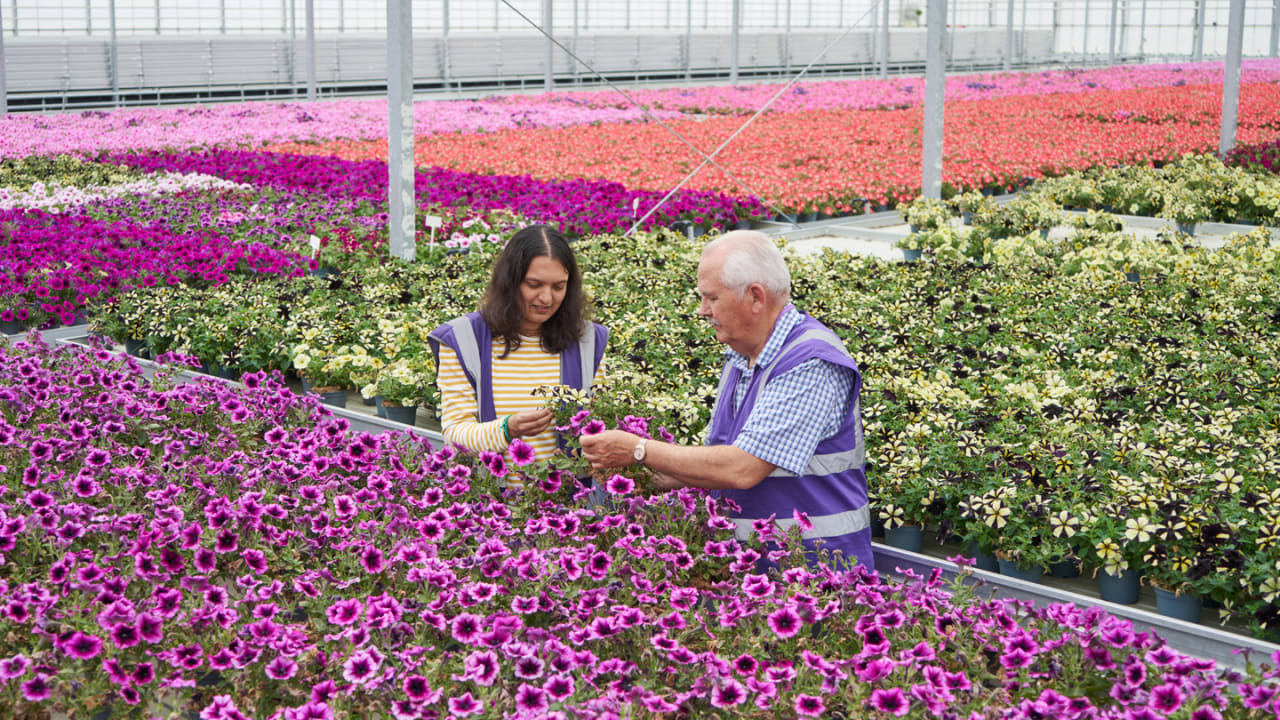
[500,415,512,443]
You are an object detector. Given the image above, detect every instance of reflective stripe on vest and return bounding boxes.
[714,326,866,473]
[730,505,871,541]
[447,316,597,395]
[579,324,596,393]
[445,315,486,412]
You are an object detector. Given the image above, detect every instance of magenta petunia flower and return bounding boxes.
[710,678,748,708]
[868,687,910,716]
[242,549,268,574]
[507,438,536,466]
[581,419,606,435]
[109,623,141,649]
[767,605,803,639]
[543,673,575,700]
[265,655,299,680]
[131,662,155,685]
[284,701,335,720]
[325,598,362,626]
[403,674,432,702]
[0,654,31,680]
[513,655,545,680]
[451,613,483,644]
[361,547,385,574]
[794,693,826,717]
[605,473,635,495]
[514,683,550,713]
[448,691,483,716]
[64,631,104,659]
[341,648,381,684]
[463,649,501,686]
[1150,683,1187,714]
[20,675,52,702]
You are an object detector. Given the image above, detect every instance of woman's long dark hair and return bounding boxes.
[481,225,588,358]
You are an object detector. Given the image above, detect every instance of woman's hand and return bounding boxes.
[507,409,554,439]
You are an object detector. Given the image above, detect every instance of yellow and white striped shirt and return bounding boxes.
[436,335,565,463]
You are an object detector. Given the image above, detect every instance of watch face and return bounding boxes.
[633,440,645,461]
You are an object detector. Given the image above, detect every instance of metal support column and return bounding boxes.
[731,0,741,83]
[387,0,417,262]
[922,0,947,199]
[289,0,298,97]
[872,0,879,72]
[685,0,693,81]
[0,5,7,116]
[1004,0,1015,71]
[305,0,316,100]
[1193,0,1206,62]
[1271,0,1279,56]
[1139,0,1147,59]
[1107,0,1119,64]
[784,0,792,75]
[443,0,451,91]
[218,0,225,34]
[881,0,891,78]
[543,0,553,90]
[1082,0,1090,64]
[86,0,92,35]
[109,0,120,107]
[1220,0,1246,155]
[572,0,579,85]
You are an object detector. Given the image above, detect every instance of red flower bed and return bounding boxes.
[270,82,1280,211]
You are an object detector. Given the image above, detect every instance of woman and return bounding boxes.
[429,225,607,475]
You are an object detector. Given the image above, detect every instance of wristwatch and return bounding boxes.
[633,438,648,463]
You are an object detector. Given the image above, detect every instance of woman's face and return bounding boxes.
[519,255,570,334]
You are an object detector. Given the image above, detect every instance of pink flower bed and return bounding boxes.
[2,337,1278,719]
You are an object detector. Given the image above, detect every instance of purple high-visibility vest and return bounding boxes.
[708,312,873,570]
[428,312,608,424]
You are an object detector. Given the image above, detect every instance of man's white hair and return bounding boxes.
[703,230,791,300]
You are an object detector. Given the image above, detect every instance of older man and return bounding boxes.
[580,230,872,569]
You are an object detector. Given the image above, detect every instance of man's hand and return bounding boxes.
[507,409,553,439]
[580,430,642,469]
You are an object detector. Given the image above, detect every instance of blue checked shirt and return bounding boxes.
[728,306,855,476]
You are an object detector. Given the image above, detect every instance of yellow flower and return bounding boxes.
[1123,516,1157,543]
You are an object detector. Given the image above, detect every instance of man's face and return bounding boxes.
[696,256,753,352]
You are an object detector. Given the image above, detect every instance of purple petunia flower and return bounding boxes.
[326,598,362,626]
[451,613,483,645]
[284,701,335,720]
[581,419,606,435]
[1,654,31,680]
[514,683,550,713]
[21,675,52,702]
[265,655,299,680]
[110,623,141,649]
[361,547,385,574]
[448,691,483,716]
[462,649,500,686]
[543,673,575,700]
[710,678,747,708]
[341,648,381,685]
[795,693,826,717]
[403,674,432,701]
[1149,683,1186,713]
[132,662,155,685]
[605,473,635,495]
[868,687,910,716]
[767,605,803,639]
[507,438,536,466]
[64,631,104,659]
